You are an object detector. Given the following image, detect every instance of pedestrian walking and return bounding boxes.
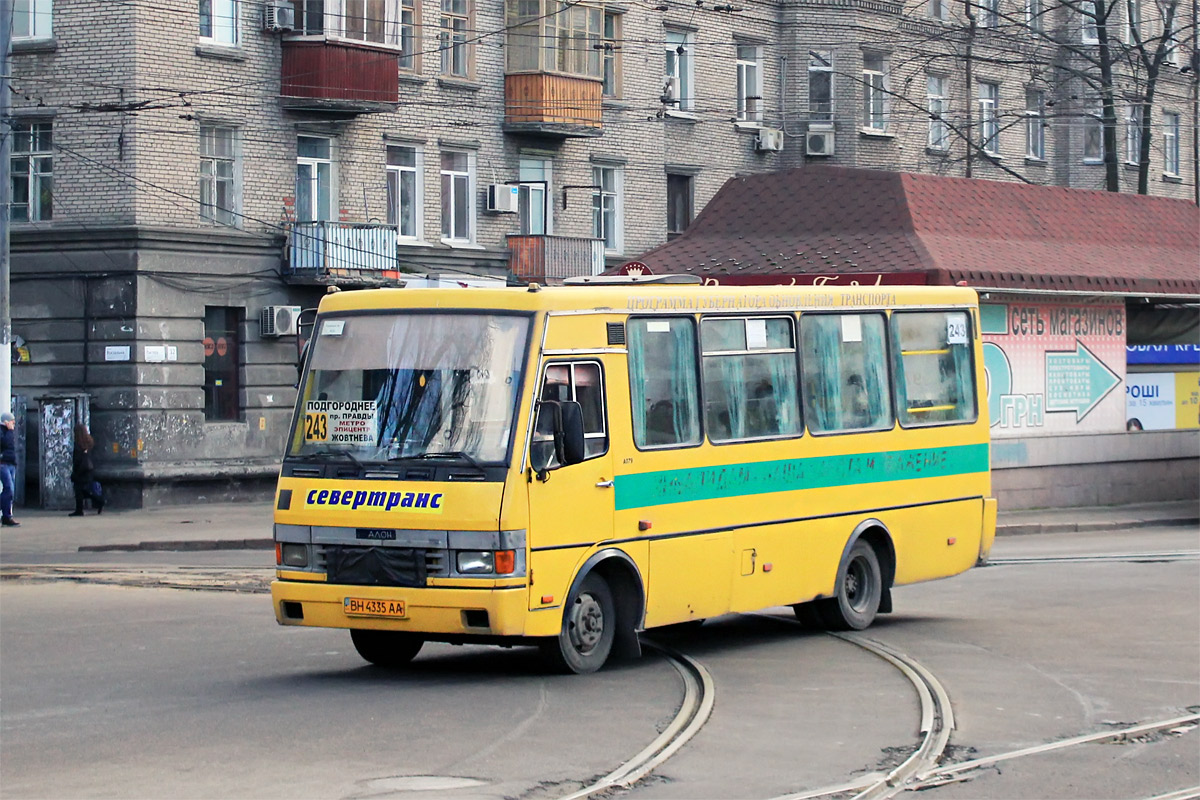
[70,424,103,516]
[1,412,20,527]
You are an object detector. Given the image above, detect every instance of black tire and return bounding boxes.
[350,629,424,668]
[541,573,616,674]
[817,540,883,631]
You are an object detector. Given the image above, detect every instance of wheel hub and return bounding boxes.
[568,592,604,653]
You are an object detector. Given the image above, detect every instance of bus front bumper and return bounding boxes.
[270,579,550,638]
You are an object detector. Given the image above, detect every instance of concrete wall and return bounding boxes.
[993,430,1200,509]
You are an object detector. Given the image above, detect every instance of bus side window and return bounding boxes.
[801,313,893,434]
[628,317,702,449]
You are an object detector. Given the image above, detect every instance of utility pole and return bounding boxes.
[1,0,12,415]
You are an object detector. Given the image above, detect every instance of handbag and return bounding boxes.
[90,480,103,499]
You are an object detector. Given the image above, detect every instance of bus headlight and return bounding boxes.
[281,543,308,568]
[456,551,495,574]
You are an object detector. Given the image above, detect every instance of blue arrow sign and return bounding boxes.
[1045,340,1121,422]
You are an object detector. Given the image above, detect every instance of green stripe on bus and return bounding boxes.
[613,442,990,511]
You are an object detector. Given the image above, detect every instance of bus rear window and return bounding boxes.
[890,311,978,426]
[801,314,893,434]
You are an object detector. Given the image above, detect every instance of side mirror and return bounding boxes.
[530,400,586,476]
[557,401,585,467]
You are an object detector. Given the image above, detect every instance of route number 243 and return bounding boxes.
[304,413,328,441]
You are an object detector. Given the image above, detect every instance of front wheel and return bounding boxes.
[350,629,424,668]
[817,540,883,631]
[541,573,616,674]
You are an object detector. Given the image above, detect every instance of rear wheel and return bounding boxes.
[541,573,616,674]
[350,629,424,668]
[817,540,883,631]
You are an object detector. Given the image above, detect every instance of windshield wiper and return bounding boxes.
[407,451,484,471]
[290,450,365,467]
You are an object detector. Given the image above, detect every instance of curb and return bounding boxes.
[996,516,1200,536]
[79,538,274,553]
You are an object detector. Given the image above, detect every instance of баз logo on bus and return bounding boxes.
[305,488,444,513]
[983,343,1045,429]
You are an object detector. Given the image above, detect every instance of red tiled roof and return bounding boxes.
[634,166,1200,296]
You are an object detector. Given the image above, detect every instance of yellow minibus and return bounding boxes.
[271,277,996,673]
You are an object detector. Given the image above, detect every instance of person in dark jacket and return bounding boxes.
[70,424,103,516]
[1,411,19,526]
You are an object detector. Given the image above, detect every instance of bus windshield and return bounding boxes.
[290,312,531,464]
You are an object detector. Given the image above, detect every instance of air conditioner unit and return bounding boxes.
[755,127,784,152]
[486,184,520,213]
[260,305,302,337]
[805,127,835,157]
[661,76,679,105]
[263,0,295,32]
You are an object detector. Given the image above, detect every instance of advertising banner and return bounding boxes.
[1126,372,1200,430]
[981,300,1125,436]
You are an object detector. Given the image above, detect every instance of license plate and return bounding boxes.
[344,597,407,618]
[356,528,397,540]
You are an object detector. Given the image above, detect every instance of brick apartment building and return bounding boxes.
[7,0,1197,505]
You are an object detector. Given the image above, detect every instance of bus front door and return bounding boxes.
[525,358,616,614]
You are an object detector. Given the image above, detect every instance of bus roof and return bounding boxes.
[315,282,980,316]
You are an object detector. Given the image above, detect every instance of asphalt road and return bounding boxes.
[1,526,1197,800]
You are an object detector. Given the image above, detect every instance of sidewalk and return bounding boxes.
[1,498,1196,554]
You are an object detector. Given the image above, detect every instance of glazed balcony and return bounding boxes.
[287,222,400,283]
[280,39,398,113]
[503,74,603,137]
[507,234,605,284]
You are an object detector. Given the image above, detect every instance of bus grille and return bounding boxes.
[313,545,449,579]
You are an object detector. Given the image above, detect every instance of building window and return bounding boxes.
[862,54,888,132]
[1124,0,1141,42]
[978,82,999,155]
[1164,11,1179,64]
[386,144,421,239]
[1025,89,1046,160]
[199,0,238,44]
[13,0,52,39]
[440,150,474,242]
[296,136,335,222]
[398,0,417,68]
[1081,0,1099,43]
[200,126,238,226]
[666,173,693,238]
[10,122,53,223]
[736,44,762,123]
[979,0,998,27]
[440,0,472,78]
[518,157,551,236]
[602,11,622,97]
[1083,104,1104,162]
[1025,0,1043,32]
[665,30,694,112]
[808,50,833,125]
[1125,105,1142,164]
[204,307,242,422]
[592,165,622,253]
[929,0,947,21]
[927,75,949,150]
[1163,112,1180,176]
[290,0,326,34]
[506,0,600,77]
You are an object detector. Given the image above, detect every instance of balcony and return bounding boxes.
[287,222,400,283]
[507,234,605,284]
[280,39,398,114]
[504,74,603,137]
